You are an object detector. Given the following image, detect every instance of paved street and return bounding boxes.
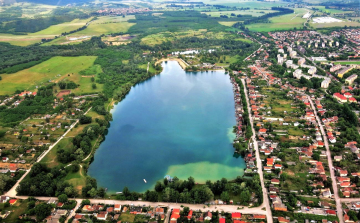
[10,196,267,222]
[241,79,273,223]
[308,96,343,223]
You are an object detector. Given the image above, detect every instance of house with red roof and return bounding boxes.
[232,212,241,220]
[9,199,17,205]
[333,93,347,103]
[219,218,226,223]
[170,209,180,221]
[278,217,290,223]
[9,164,17,173]
[187,210,193,220]
[349,97,357,103]
[325,210,336,216]
[271,179,280,184]
[253,214,266,219]
[259,129,267,134]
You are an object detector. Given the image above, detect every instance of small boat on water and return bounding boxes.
[143,179,147,183]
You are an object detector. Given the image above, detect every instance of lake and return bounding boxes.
[88,61,245,193]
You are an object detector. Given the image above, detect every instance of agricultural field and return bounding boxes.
[312,6,354,14]
[0,56,98,95]
[309,19,360,29]
[74,15,136,36]
[141,30,238,45]
[203,9,277,18]
[0,18,92,46]
[210,0,288,9]
[0,2,56,18]
[247,8,310,32]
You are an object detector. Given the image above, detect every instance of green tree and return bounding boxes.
[0,175,10,193]
[239,189,250,204]
[35,203,52,221]
[88,188,97,197]
[220,191,230,202]
[58,194,68,203]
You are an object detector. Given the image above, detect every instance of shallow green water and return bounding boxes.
[88,61,245,192]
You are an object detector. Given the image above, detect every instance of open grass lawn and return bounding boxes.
[67,110,104,138]
[247,8,309,32]
[55,74,104,95]
[75,15,136,35]
[0,56,97,95]
[288,128,305,136]
[215,55,239,67]
[2,200,29,223]
[334,61,360,65]
[119,212,136,222]
[64,165,87,193]
[0,18,92,46]
[218,21,238,27]
[67,124,87,138]
[41,137,73,168]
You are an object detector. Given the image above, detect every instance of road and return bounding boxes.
[5,107,92,197]
[308,96,343,223]
[241,79,273,223]
[341,198,360,202]
[12,195,267,222]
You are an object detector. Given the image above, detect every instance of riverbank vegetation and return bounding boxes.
[116,175,263,206]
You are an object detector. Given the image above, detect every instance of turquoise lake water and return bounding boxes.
[88,61,245,192]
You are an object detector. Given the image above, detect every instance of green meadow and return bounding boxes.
[74,15,136,35]
[0,18,92,46]
[0,56,98,95]
[247,8,309,32]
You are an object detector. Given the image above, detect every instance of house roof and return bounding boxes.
[232,212,241,218]
[9,199,17,204]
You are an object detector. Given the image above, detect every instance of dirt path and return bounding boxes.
[82,135,101,162]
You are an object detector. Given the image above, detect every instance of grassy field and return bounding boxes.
[141,30,245,45]
[119,212,136,222]
[64,165,87,193]
[0,18,92,46]
[218,21,238,27]
[0,2,56,18]
[2,200,29,223]
[203,9,276,18]
[74,15,136,36]
[0,56,98,95]
[334,61,360,65]
[189,0,288,8]
[247,8,309,32]
[312,6,353,14]
[41,137,72,168]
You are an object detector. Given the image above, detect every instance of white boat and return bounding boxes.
[143,179,147,183]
